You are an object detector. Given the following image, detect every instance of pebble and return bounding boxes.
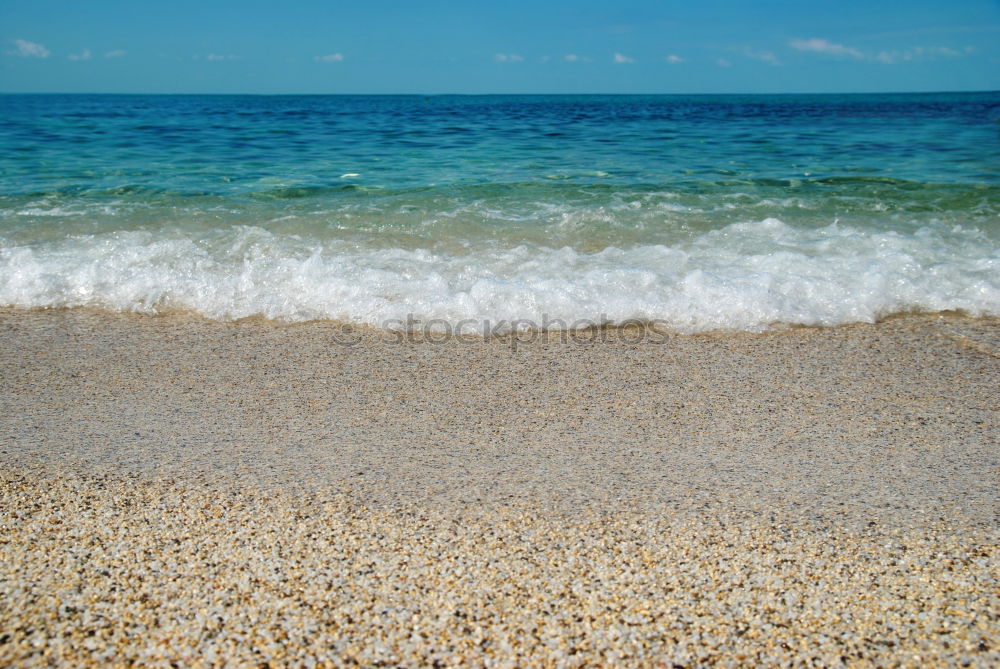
[0,470,997,667]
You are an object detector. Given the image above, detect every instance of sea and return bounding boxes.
[1,92,998,334]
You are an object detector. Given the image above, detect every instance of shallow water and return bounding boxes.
[1,93,998,332]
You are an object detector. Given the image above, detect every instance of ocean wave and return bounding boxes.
[1,218,997,333]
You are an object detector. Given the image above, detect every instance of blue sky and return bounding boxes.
[2,0,998,94]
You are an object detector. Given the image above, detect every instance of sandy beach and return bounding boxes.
[1,309,997,666]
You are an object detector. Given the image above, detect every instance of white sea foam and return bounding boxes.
[16,206,87,217]
[1,218,997,333]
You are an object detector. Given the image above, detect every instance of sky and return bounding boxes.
[2,0,999,94]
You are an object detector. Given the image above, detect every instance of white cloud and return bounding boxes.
[494,53,524,63]
[104,49,126,59]
[789,38,863,59]
[790,37,968,65]
[564,53,580,62]
[314,53,344,62]
[9,39,50,58]
[207,53,239,61]
[745,48,780,65]
[68,48,91,61]
[664,54,684,64]
[875,46,962,64]
[613,52,634,64]
[716,58,732,67]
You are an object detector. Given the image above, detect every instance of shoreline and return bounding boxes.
[3,304,997,337]
[1,307,997,664]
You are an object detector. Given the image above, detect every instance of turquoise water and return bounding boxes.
[1,93,998,332]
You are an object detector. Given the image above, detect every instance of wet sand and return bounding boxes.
[1,309,997,666]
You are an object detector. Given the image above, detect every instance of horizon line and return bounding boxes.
[2,88,998,97]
